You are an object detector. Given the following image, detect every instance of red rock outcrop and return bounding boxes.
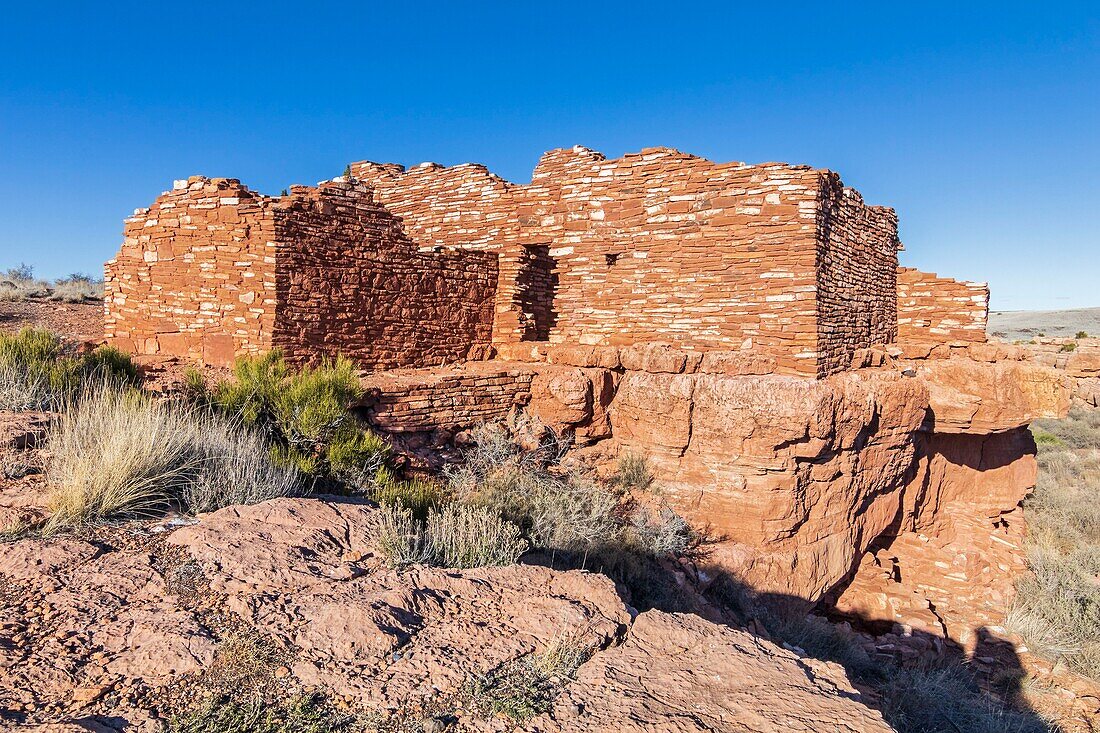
[525,611,893,733]
[0,498,891,731]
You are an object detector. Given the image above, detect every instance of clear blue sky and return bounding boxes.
[1,2,1097,310]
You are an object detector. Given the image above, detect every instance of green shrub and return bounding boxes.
[0,328,139,411]
[1059,342,1077,353]
[372,471,449,519]
[1077,331,1089,339]
[326,425,389,481]
[202,351,386,484]
[1030,427,1063,448]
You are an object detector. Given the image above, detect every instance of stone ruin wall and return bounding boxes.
[106,178,498,368]
[816,181,899,375]
[353,146,900,377]
[896,266,989,344]
[272,181,498,369]
[105,177,280,366]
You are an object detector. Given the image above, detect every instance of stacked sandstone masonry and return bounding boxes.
[897,266,990,344]
[352,146,900,377]
[105,147,1074,665]
[105,177,497,368]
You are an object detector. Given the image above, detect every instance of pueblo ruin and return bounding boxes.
[105,145,1075,653]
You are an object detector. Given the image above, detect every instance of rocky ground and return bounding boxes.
[0,299,103,344]
[2,298,1098,732]
[0,494,894,732]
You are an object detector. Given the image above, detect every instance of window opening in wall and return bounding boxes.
[518,244,558,341]
[605,253,620,266]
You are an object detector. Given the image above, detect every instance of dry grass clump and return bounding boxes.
[1009,408,1100,678]
[468,635,591,723]
[873,664,1051,733]
[44,387,300,530]
[368,502,526,569]
[0,265,103,302]
[614,451,653,491]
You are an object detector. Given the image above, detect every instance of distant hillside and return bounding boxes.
[988,307,1100,341]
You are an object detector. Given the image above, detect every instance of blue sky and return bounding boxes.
[1,2,1096,310]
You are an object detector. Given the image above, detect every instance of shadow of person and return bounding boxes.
[695,572,1062,733]
[974,625,1032,711]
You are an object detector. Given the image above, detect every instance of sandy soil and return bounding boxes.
[989,307,1100,342]
[0,298,103,344]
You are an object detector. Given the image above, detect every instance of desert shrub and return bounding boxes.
[48,275,104,302]
[368,504,431,567]
[0,329,138,411]
[201,351,386,484]
[4,263,34,281]
[369,502,526,569]
[449,423,693,558]
[45,387,299,529]
[182,422,302,514]
[446,421,695,608]
[468,636,590,723]
[372,470,449,519]
[0,265,103,302]
[425,503,527,568]
[1077,331,1089,339]
[0,264,49,301]
[1011,409,1100,678]
[1059,342,1077,353]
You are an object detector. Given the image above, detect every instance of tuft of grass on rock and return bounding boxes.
[614,451,653,491]
[170,693,359,733]
[467,636,591,724]
[44,386,300,530]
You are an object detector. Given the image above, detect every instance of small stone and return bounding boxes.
[422,717,449,733]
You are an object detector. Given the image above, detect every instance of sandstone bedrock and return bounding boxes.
[103,145,1072,653]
